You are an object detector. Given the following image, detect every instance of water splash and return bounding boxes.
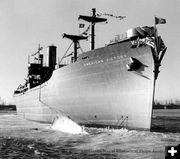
[51,115,88,134]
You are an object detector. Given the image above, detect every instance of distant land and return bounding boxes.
[0,99,180,112]
[153,100,180,109]
[0,102,180,111]
[0,104,16,111]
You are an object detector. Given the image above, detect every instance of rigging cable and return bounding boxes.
[59,42,73,64]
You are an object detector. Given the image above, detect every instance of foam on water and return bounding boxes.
[51,115,88,134]
[0,113,180,158]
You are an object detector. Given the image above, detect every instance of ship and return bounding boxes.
[13,8,167,130]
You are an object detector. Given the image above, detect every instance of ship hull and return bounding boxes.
[14,40,155,130]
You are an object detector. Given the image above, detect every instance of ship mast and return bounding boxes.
[62,34,87,62]
[78,8,107,50]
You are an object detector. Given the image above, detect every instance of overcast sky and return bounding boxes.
[0,0,180,103]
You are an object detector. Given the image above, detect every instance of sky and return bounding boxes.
[0,0,180,104]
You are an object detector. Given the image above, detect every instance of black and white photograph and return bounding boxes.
[0,0,180,158]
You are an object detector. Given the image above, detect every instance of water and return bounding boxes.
[0,110,180,159]
[51,116,88,134]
